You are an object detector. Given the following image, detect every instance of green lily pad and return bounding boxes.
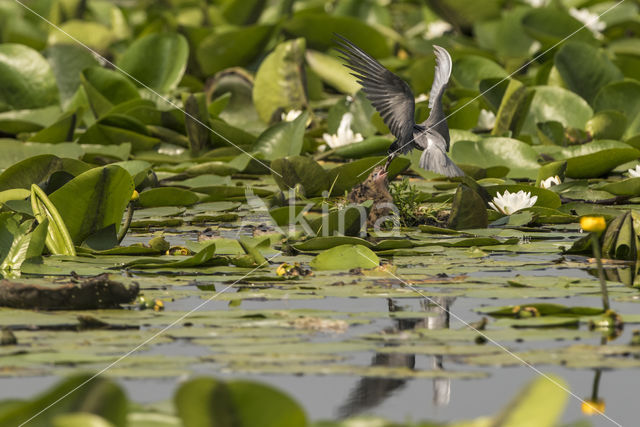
[593,79,640,139]
[253,38,307,123]
[451,137,540,179]
[522,86,593,137]
[554,41,623,105]
[309,244,379,270]
[254,112,308,161]
[49,165,134,245]
[175,377,306,427]
[196,25,274,75]
[117,33,189,93]
[138,187,199,208]
[0,43,58,111]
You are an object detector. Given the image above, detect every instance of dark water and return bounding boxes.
[1,294,636,427]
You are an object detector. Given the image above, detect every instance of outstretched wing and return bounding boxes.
[335,35,415,144]
[428,45,452,109]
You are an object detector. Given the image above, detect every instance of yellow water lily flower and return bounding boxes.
[580,216,606,233]
[581,399,605,416]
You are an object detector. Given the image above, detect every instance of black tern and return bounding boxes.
[335,35,464,177]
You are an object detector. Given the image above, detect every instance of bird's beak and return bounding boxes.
[375,170,388,182]
[384,156,393,171]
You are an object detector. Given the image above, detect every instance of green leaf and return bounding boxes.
[0,141,84,171]
[271,156,329,197]
[254,112,308,160]
[600,177,640,197]
[196,25,273,75]
[78,115,160,152]
[593,80,640,139]
[175,377,306,427]
[117,33,189,93]
[333,137,392,159]
[81,67,140,118]
[451,137,540,179]
[0,43,59,111]
[492,79,529,136]
[0,215,41,276]
[44,44,99,106]
[473,6,537,60]
[305,50,359,94]
[121,243,220,269]
[253,38,307,123]
[493,375,568,427]
[49,165,134,245]
[522,86,593,137]
[426,0,503,30]
[53,413,115,427]
[29,110,78,143]
[138,188,199,208]
[522,7,595,48]
[554,42,623,105]
[0,154,62,191]
[586,110,627,140]
[48,20,115,52]
[0,374,127,427]
[293,236,374,252]
[30,184,75,256]
[310,244,379,270]
[563,145,640,179]
[452,55,508,91]
[283,13,390,58]
[448,184,488,230]
[183,93,211,156]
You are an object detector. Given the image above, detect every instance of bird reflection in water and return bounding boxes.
[337,296,455,418]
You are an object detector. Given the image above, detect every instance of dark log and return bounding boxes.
[0,274,139,310]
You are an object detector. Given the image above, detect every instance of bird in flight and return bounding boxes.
[335,35,464,177]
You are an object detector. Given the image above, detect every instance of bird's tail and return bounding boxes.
[419,148,464,177]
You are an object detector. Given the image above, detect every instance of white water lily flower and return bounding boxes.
[425,21,453,39]
[523,0,548,7]
[415,93,428,103]
[476,109,496,130]
[569,8,606,38]
[540,175,561,189]
[489,190,538,215]
[281,109,303,122]
[322,113,363,149]
[628,165,640,177]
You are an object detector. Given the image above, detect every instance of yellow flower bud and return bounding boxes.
[581,399,605,416]
[580,216,606,233]
[131,190,139,201]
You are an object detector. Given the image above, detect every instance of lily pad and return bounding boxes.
[309,245,379,270]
